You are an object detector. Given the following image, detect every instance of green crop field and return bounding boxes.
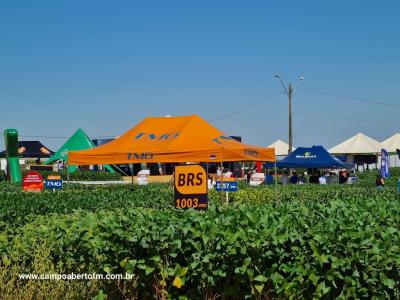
[0,169,399,299]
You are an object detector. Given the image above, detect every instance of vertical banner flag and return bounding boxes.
[381,149,390,178]
[397,149,400,159]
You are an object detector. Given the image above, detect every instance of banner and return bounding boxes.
[381,149,390,178]
[397,149,400,159]
[22,171,44,192]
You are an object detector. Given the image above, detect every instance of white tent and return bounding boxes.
[329,133,383,170]
[267,139,291,156]
[382,133,400,167]
[329,133,383,154]
[382,133,400,153]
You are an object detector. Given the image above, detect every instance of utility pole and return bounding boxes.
[288,83,293,155]
[275,75,303,175]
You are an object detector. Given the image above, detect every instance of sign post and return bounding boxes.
[249,172,265,186]
[45,175,63,191]
[22,171,44,192]
[215,180,238,192]
[137,169,150,185]
[216,178,238,204]
[174,165,208,210]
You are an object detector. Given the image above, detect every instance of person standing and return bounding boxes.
[281,171,289,185]
[265,171,274,185]
[298,173,307,184]
[326,172,337,184]
[339,171,347,184]
[319,172,327,185]
[217,166,222,177]
[246,170,252,183]
[309,172,319,184]
[289,172,299,184]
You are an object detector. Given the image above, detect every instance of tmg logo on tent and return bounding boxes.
[127,152,154,160]
[212,136,233,144]
[244,150,259,157]
[134,132,180,141]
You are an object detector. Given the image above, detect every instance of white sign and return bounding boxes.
[137,169,150,185]
[0,159,6,171]
[250,172,265,186]
[1,159,25,171]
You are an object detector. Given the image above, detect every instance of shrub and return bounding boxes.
[0,183,399,298]
[21,170,122,182]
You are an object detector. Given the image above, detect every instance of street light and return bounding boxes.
[275,75,303,156]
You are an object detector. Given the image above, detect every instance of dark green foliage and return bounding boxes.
[0,180,399,299]
[20,170,122,182]
[0,171,6,182]
[356,167,400,188]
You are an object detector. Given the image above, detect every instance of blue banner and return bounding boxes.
[215,181,238,192]
[381,149,390,178]
[45,179,63,190]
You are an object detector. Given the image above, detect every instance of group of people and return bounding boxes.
[214,167,386,188]
[263,170,356,185]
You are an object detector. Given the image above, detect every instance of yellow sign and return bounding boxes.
[174,165,208,210]
[221,177,237,182]
[47,175,62,180]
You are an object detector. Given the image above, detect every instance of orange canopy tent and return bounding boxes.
[68,115,275,165]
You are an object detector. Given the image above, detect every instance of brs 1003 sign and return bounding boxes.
[174,165,208,210]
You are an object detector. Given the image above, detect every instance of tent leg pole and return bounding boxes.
[67,167,70,184]
[274,161,277,186]
[220,161,224,204]
[264,167,266,184]
[130,163,134,191]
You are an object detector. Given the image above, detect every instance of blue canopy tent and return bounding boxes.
[265,146,354,169]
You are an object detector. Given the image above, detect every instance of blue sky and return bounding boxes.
[1,1,399,151]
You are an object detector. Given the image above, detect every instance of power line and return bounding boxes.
[295,112,400,125]
[1,91,283,138]
[298,87,400,109]
[2,86,398,139]
[208,91,283,121]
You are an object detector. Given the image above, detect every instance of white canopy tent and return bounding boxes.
[329,133,383,170]
[267,140,293,158]
[329,133,383,154]
[382,133,400,153]
[382,133,400,167]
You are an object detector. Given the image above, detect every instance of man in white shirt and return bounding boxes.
[223,169,233,178]
[217,166,222,177]
[281,171,289,185]
[319,173,327,185]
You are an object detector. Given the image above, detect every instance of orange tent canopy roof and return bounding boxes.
[68,115,275,165]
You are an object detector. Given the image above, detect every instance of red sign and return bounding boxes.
[22,171,44,192]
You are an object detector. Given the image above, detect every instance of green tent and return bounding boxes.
[44,128,115,173]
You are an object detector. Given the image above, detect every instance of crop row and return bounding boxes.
[0,182,397,227]
[1,187,399,298]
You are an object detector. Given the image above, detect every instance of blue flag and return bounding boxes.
[381,149,390,178]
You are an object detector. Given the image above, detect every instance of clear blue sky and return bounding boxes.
[1,1,399,151]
